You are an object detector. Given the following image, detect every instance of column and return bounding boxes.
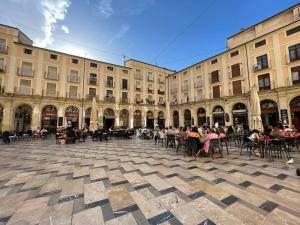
[191,108,197,126]
[31,104,41,130]
[179,109,184,127]
[2,101,12,131]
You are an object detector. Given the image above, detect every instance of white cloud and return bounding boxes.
[108,24,130,45]
[97,0,114,18]
[61,25,70,34]
[35,0,71,47]
[124,0,155,16]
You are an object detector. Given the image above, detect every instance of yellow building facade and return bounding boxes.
[168,3,300,130]
[1,4,300,132]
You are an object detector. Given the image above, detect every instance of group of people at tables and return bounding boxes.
[153,123,299,163]
[56,127,88,144]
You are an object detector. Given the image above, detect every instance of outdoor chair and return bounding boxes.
[220,137,229,155]
[266,138,291,161]
[240,137,256,157]
[209,138,223,159]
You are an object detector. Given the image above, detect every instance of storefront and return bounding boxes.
[133,110,142,128]
[197,108,206,126]
[212,106,225,126]
[119,109,129,128]
[232,103,248,127]
[173,111,179,128]
[146,111,154,128]
[157,111,165,129]
[65,106,79,128]
[15,104,32,132]
[184,109,192,127]
[103,108,115,129]
[41,105,57,133]
[290,96,300,130]
[260,100,279,127]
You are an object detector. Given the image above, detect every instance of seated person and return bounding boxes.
[218,128,226,139]
[203,127,219,156]
[247,129,261,156]
[270,126,285,139]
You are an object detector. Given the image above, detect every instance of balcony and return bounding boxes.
[105,82,115,88]
[194,81,203,88]
[170,101,178,106]
[171,88,178,94]
[0,45,8,54]
[146,99,155,105]
[134,73,143,80]
[14,86,32,96]
[253,61,271,72]
[121,85,129,90]
[147,76,154,82]
[148,89,154,94]
[158,78,164,84]
[104,96,115,103]
[158,90,165,95]
[86,94,98,100]
[88,79,97,85]
[44,72,58,80]
[17,67,34,77]
[43,90,58,98]
[135,86,142,92]
[194,95,204,102]
[182,97,189,104]
[158,101,166,106]
[66,92,80,99]
[120,98,129,104]
[68,75,79,83]
[136,99,143,104]
[229,71,242,79]
[181,84,189,92]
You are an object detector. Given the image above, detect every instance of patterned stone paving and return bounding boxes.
[0,138,299,225]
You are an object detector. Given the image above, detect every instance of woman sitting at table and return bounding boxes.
[202,127,219,156]
[270,125,285,138]
[247,129,261,156]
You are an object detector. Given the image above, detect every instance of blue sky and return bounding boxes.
[0,0,299,70]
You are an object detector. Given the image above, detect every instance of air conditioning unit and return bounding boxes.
[254,65,262,71]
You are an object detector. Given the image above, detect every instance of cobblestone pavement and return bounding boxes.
[0,138,299,225]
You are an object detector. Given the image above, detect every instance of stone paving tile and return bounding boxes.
[0,138,299,225]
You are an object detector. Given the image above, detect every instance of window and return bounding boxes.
[122,70,128,74]
[46,83,56,97]
[211,59,218,64]
[72,58,78,64]
[90,62,97,68]
[122,79,128,89]
[50,54,57,60]
[232,80,242,95]
[196,65,201,71]
[0,38,6,53]
[231,63,241,77]
[286,25,300,36]
[121,92,128,101]
[47,66,58,80]
[69,70,79,83]
[183,71,187,75]
[211,70,219,83]
[20,62,33,76]
[0,58,4,72]
[212,85,220,98]
[256,54,268,69]
[24,48,32,55]
[89,73,97,85]
[291,66,300,85]
[230,50,239,57]
[19,79,31,95]
[89,88,96,97]
[69,86,78,98]
[106,90,113,97]
[288,43,300,62]
[255,39,266,48]
[107,66,114,71]
[258,74,271,91]
[106,76,113,87]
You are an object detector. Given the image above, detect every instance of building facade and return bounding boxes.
[168,3,300,130]
[1,3,300,132]
[0,25,173,132]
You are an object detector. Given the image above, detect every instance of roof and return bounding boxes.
[125,59,176,72]
[227,2,300,40]
[0,23,33,43]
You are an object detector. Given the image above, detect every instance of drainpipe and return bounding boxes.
[81,58,86,129]
[244,44,252,127]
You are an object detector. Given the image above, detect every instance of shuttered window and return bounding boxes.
[232,80,242,95]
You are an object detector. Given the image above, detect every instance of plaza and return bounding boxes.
[0,138,299,225]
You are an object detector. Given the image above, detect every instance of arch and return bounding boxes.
[0,104,3,131]
[232,103,248,126]
[65,106,79,128]
[157,111,165,129]
[41,105,57,132]
[212,105,225,126]
[119,109,129,127]
[184,109,192,127]
[133,110,142,128]
[260,100,279,127]
[173,110,179,128]
[197,108,206,126]
[14,104,32,132]
[290,96,300,129]
[146,111,154,128]
[103,108,115,129]
[84,107,92,127]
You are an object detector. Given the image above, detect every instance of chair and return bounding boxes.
[185,137,198,160]
[220,137,229,155]
[209,138,223,159]
[266,138,291,161]
[166,134,176,149]
[240,137,256,157]
[176,136,186,155]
